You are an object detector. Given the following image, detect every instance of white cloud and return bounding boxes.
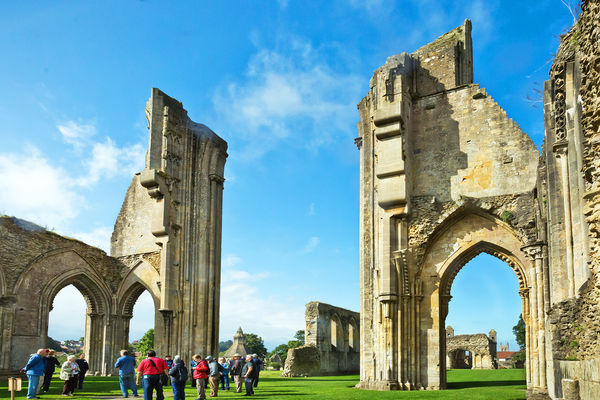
[213,39,362,159]
[0,147,85,230]
[307,202,315,216]
[77,137,145,187]
[348,0,383,12]
[57,120,96,150]
[220,258,304,347]
[303,236,320,253]
[223,254,243,268]
[69,226,113,253]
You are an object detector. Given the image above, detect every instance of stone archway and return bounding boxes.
[418,210,535,389]
[11,249,113,374]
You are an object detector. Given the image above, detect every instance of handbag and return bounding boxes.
[148,358,168,386]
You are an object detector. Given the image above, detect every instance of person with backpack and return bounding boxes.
[229,354,244,393]
[168,355,187,400]
[136,350,169,400]
[192,354,209,400]
[206,356,222,397]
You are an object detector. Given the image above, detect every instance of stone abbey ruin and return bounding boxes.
[1,1,600,398]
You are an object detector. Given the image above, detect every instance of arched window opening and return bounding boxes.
[444,253,523,382]
[348,323,356,351]
[48,284,86,354]
[129,290,155,354]
[331,316,341,350]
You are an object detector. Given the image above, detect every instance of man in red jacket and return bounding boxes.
[192,355,209,400]
[136,351,168,400]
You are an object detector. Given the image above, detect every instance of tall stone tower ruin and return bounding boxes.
[112,88,228,362]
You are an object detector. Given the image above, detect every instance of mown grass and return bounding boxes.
[1,369,526,399]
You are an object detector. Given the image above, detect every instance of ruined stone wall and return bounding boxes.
[304,302,360,375]
[542,1,600,399]
[445,329,497,370]
[0,216,127,375]
[357,20,541,391]
[111,174,160,257]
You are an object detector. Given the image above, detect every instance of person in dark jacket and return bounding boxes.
[251,354,263,388]
[75,354,89,390]
[42,350,61,392]
[229,354,244,393]
[240,355,256,396]
[168,355,187,400]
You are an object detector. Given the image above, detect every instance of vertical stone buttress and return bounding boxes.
[139,88,227,362]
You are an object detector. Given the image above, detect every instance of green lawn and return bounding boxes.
[1,369,526,400]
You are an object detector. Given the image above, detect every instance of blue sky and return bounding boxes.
[2,1,576,351]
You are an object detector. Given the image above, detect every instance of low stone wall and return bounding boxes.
[281,345,320,377]
[552,359,600,400]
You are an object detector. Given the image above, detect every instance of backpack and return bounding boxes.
[178,365,188,383]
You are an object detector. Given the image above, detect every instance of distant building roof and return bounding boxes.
[497,351,517,359]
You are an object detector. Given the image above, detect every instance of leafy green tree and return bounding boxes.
[137,328,154,357]
[219,340,233,352]
[513,314,526,350]
[244,333,267,358]
[46,336,63,352]
[294,330,305,345]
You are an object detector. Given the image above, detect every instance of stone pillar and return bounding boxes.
[85,312,106,375]
[519,289,531,386]
[0,299,15,373]
[554,142,575,298]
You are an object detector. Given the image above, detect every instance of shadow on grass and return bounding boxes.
[447,379,526,389]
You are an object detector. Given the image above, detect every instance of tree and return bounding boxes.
[243,333,267,358]
[137,328,154,357]
[513,314,526,350]
[219,340,233,352]
[270,343,290,364]
[294,330,305,345]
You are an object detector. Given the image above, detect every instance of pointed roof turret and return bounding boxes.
[223,326,249,358]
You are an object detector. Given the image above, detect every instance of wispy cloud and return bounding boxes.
[213,38,362,160]
[0,147,85,230]
[220,256,304,344]
[307,202,315,216]
[303,236,320,253]
[69,226,113,253]
[57,120,97,150]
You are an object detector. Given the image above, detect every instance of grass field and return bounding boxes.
[1,369,526,400]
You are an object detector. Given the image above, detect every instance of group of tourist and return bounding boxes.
[24,348,263,400]
[23,349,89,399]
[115,350,263,400]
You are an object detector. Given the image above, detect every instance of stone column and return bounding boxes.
[519,289,531,387]
[554,142,575,298]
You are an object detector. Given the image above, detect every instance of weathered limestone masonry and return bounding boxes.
[112,88,227,365]
[540,1,600,399]
[445,327,497,369]
[0,88,227,376]
[356,20,543,391]
[304,302,360,374]
[0,217,126,375]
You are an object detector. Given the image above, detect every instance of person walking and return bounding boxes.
[24,349,48,399]
[206,356,221,397]
[218,358,229,391]
[192,355,209,400]
[168,355,188,400]
[241,355,256,396]
[60,355,80,396]
[115,349,138,398]
[136,350,168,400]
[251,355,262,388]
[75,354,89,390]
[42,350,61,393]
[229,354,244,394]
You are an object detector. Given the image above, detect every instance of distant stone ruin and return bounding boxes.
[445,326,497,370]
[0,88,227,375]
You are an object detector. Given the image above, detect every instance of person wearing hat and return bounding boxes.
[229,354,244,393]
[206,356,222,397]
